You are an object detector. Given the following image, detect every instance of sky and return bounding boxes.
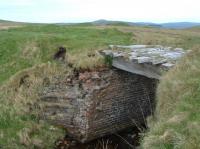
[0,0,200,23]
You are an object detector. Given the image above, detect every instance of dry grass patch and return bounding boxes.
[0,24,22,30]
[142,48,200,149]
[0,62,67,148]
[68,48,106,70]
[21,41,39,59]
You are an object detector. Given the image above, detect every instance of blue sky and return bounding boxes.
[0,0,200,23]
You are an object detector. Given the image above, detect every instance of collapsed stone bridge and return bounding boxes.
[39,45,185,143]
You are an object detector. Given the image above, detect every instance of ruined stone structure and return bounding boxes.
[103,45,186,79]
[40,69,156,142]
[39,45,186,142]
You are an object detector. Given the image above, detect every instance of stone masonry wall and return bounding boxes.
[39,68,157,142]
[85,70,157,141]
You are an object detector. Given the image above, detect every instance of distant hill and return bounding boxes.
[91,20,200,29]
[1,19,200,29]
[0,20,13,23]
[161,22,200,29]
[0,19,22,23]
[91,19,162,28]
[0,19,24,25]
[91,19,131,26]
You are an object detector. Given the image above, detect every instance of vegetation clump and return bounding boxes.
[142,48,200,149]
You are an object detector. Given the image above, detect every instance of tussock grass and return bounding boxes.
[142,48,200,149]
[0,24,132,147]
[68,48,105,70]
[0,63,67,148]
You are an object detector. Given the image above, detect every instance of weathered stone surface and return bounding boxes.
[39,69,157,142]
[102,45,186,79]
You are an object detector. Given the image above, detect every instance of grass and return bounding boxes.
[0,63,68,148]
[1,21,200,148]
[0,24,133,148]
[0,24,132,84]
[141,48,200,148]
[0,19,22,30]
[94,25,200,49]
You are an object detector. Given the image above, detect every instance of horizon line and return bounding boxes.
[1,18,200,24]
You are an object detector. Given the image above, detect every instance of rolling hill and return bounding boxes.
[90,19,200,29]
[1,19,200,29]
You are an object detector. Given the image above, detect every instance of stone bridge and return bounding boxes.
[39,45,186,143]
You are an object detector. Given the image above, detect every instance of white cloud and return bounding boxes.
[0,0,200,23]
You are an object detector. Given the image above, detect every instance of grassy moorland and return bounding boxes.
[0,24,132,84]
[0,20,22,30]
[142,45,200,149]
[0,24,132,148]
[107,25,200,149]
[0,21,200,148]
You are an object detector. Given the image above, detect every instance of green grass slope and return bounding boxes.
[0,24,133,148]
[1,23,200,148]
[142,49,200,149]
[0,24,132,84]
